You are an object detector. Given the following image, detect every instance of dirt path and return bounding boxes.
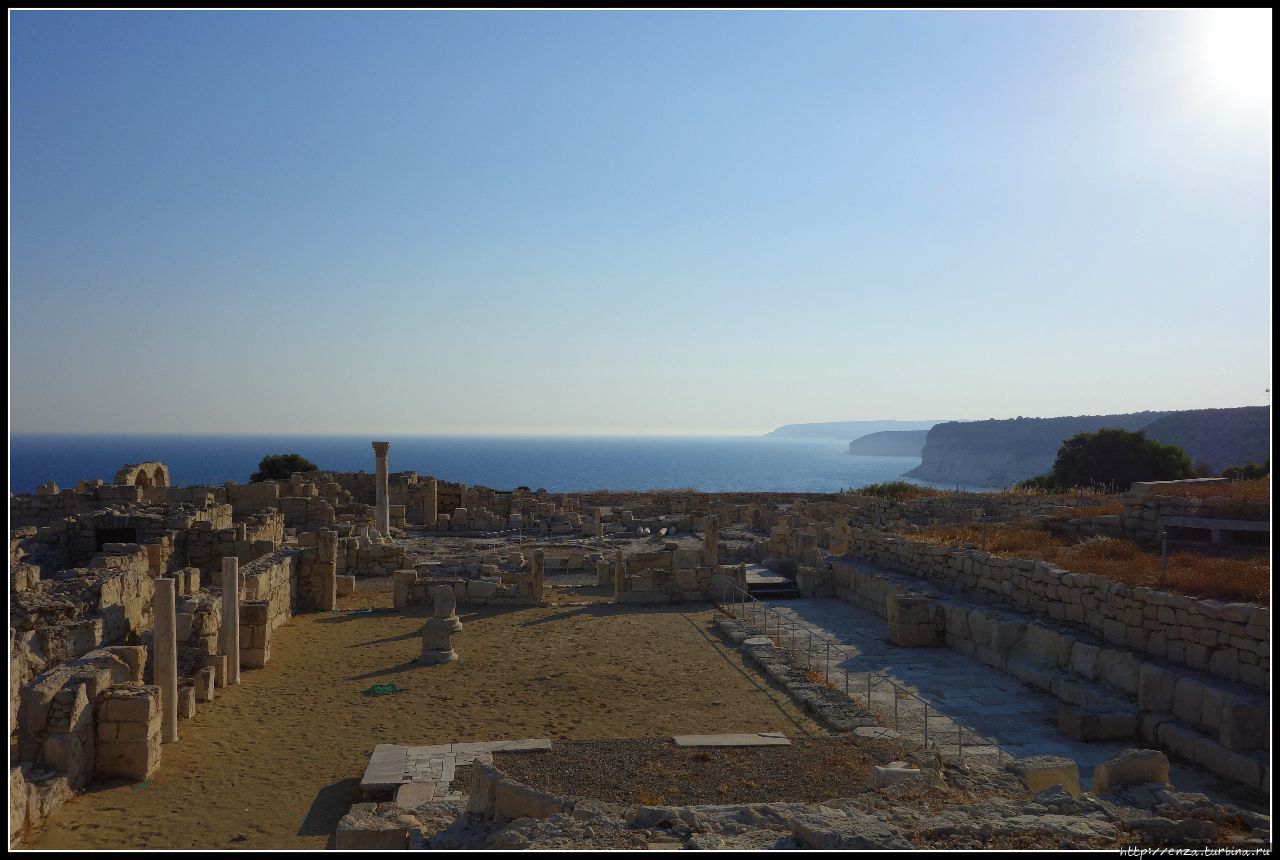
[25,590,822,849]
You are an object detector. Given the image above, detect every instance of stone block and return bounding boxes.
[494,776,572,820]
[1096,649,1140,697]
[869,764,926,789]
[204,654,228,688]
[1136,664,1177,713]
[1172,678,1203,727]
[1091,749,1169,796]
[334,813,410,850]
[1059,705,1137,741]
[176,685,197,720]
[336,575,356,596]
[1219,701,1268,752]
[1008,755,1080,798]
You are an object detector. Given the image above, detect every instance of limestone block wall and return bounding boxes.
[840,528,1269,688]
[297,530,338,612]
[175,591,224,674]
[180,511,284,573]
[225,481,282,517]
[10,491,100,528]
[615,547,741,603]
[10,525,71,591]
[277,496,337,531]
[392,571,535,608]
[825,557,1268,791]
[335,535,406,577]
[17,648,137,769]
[10,549,153,715]
[93,685,161,781]
[67,511,169,564]
[10,763,73,846]
[241,548,299,639]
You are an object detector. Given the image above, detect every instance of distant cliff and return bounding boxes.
[1142,407,1271,472]
[847,429,930,457]
[768,420,941,439]
[906,412,1169,487]
[906,407,1270,487]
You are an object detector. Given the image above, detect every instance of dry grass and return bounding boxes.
[909,525,1269,604]
[1159,478,1269,501]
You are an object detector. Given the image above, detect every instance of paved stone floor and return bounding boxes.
[749,597,1236,797]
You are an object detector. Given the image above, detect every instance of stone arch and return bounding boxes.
[113,461,172,488]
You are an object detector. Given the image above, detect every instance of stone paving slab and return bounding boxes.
[672,732,791,748]
[361,738,549,792]
[760,597,1237,796]
[395,782,438,807]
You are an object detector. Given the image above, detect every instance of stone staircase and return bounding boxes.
[824,555,1269,795]
[744,564,800,600]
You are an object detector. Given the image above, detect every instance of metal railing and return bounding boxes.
[716,581,1004,765]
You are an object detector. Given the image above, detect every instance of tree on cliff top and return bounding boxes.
[250,453,319,482]
[1017,428,1192,492]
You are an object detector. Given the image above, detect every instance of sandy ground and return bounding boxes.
[25,587,823,850]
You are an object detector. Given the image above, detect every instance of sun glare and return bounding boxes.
[1192,9,1272,113]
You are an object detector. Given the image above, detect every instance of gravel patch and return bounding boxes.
[494,735,926,806]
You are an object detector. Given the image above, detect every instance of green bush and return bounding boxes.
[1221,460,1269,480]
[250,453,319,483]
[1016,428,1192,492]
[844,480,939,501]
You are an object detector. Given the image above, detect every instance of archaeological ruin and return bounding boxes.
[7,444,1272,850]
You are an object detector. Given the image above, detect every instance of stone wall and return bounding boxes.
[240,548,300,667]
[336,534,407,577]
[392,570,537,608]
[614,546,743,604]
[822,556,1269,792]
[1042,493,1271,549]
[297,530,338,613]
[839,528,1268,688]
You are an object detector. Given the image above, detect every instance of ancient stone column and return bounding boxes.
[425,477,438,529]
[531,550,545,602]
[221,557,241,686]
[419,584,462,664]
[153,577,179,744]
[372,440,391,536]
[703,514,720,567]
[614,549,626,601]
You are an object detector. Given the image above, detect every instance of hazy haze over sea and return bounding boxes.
[8,434,1001,496]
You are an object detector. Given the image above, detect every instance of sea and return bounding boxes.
[7,434,986,496]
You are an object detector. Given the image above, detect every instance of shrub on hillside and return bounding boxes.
[250,453,319,483]
[845,481,941,501]
[1015,428,1192,492]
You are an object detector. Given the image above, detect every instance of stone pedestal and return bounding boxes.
[418,584,462,664]
[372,441,390,536]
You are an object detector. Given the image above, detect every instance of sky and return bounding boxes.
[8,9,1273,435]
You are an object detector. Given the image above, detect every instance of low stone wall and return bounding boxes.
[181,511,283,572]
[1039,492,1270,548]
[615,547,742,604]
[336,535,406,577]
[393,571,536,608]
[240,548,300,668]
[841,528,1268,688]
[94,685,161,781]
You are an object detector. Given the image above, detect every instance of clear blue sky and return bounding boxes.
[9,10,1272,434]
